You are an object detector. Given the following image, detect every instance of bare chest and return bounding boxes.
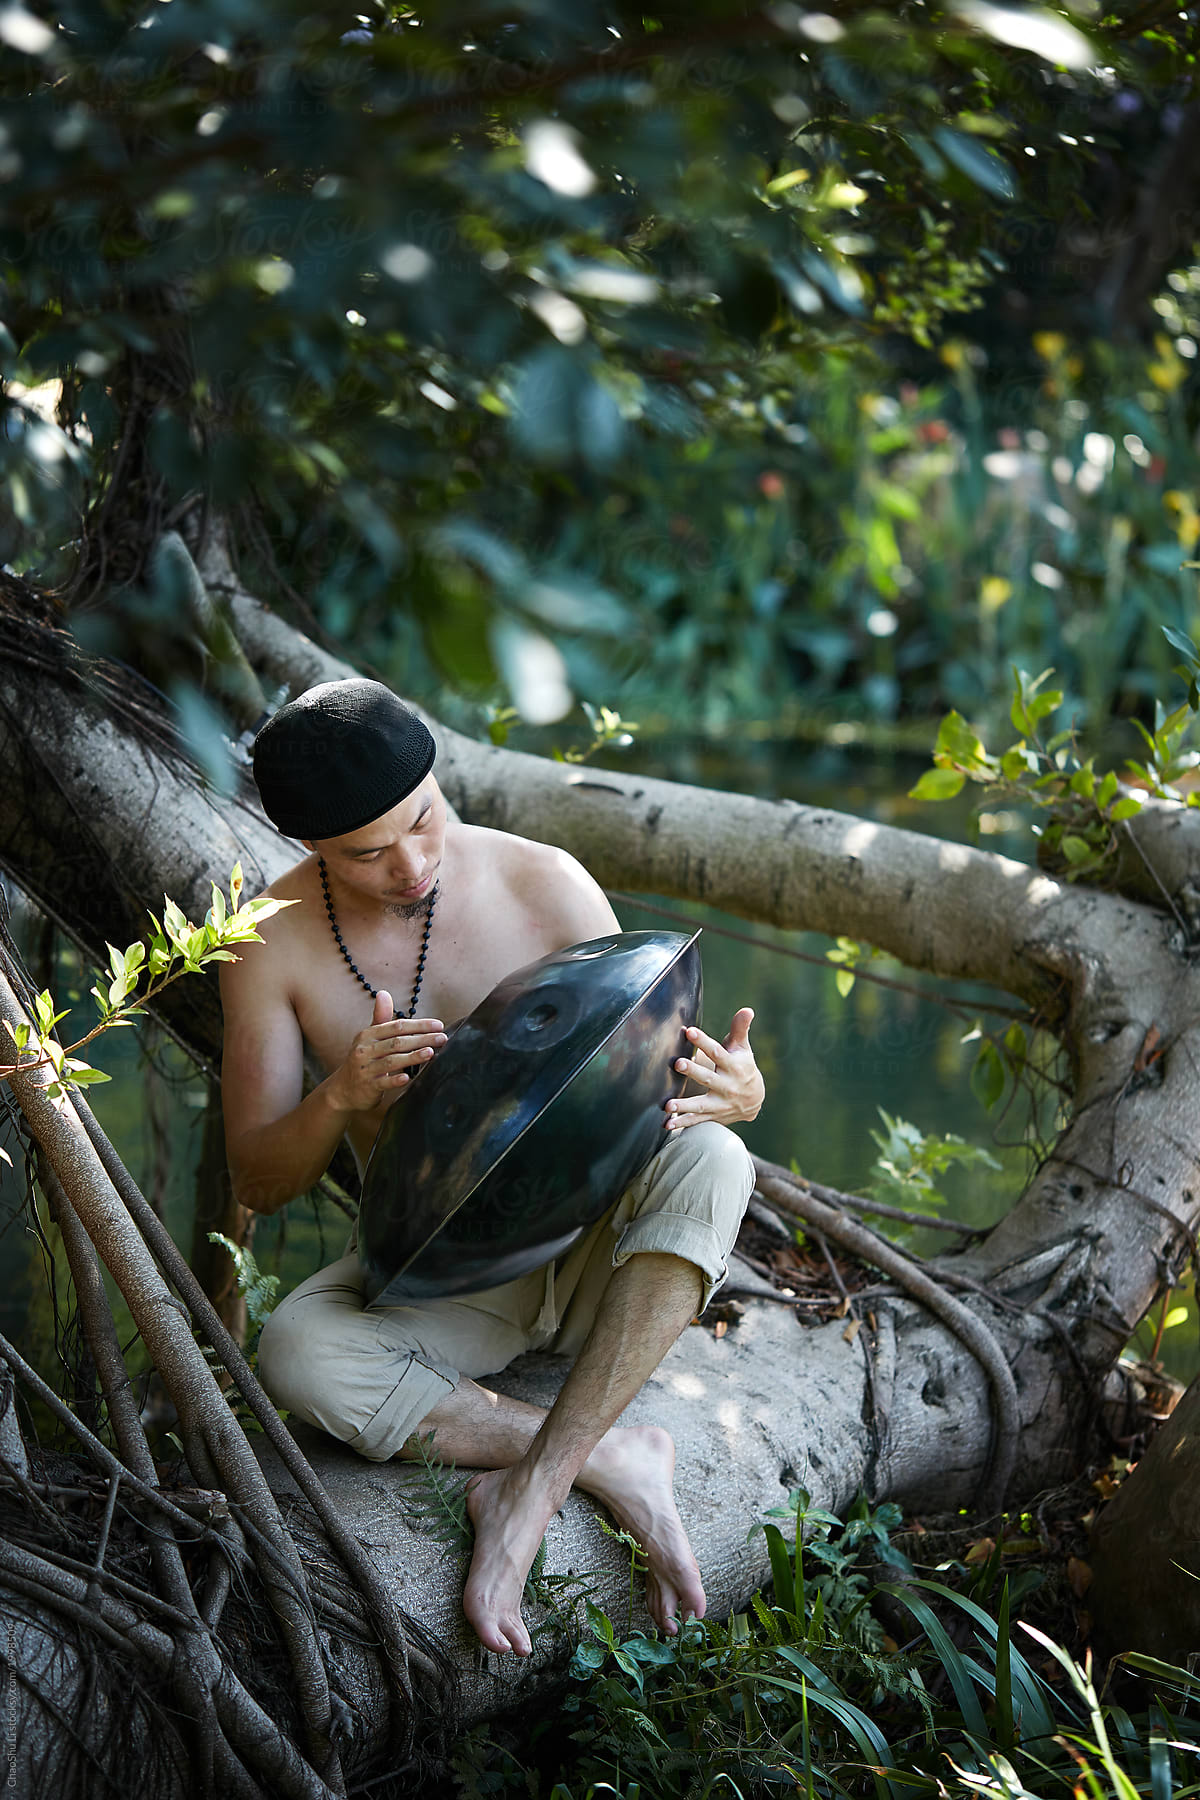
[292,900,553,1080]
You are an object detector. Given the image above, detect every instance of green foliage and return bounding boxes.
[460,1496,1200,1800]
[910,650,1200,884]
[401,1431,474,1559]
[867,1109,1001,1223]
[824,937,884,1000]
[3,2,1196,734]
[0,864,288,1099]
[206,1232,279,1341]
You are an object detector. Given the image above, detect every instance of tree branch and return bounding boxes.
[752,1157,1020,1509]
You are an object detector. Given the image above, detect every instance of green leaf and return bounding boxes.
[762,1522,798,1621]
[1111,796,1142,822]
[1060,834,1095,864]
[1028,688,1064,724]
[933,126,1017,200]
[971,1039,1005,1111]
[1000,745,1035,779]
[1097,770,1119,807]
[934,709,989,769]
[63,1064,111,1086]
[1121,1651,1200,1693]
[1164,624,1199,660]
[834,967,856,998]
[909,767,965,801]
[162,898,189,944]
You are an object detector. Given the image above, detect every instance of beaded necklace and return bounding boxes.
[318,856,437,1017]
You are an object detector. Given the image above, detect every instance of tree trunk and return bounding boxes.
[1088,1372,1200,1659]
[0,562,1197,1761]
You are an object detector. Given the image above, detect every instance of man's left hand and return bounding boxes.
[665,1007,764,1131]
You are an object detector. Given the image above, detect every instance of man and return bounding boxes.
[221,678,764,1657]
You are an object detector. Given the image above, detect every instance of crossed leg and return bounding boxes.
[399,1249,704,1656]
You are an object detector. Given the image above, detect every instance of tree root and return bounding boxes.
[0,1538,332,1800]
[72,1092,456,1716]
[0,959,349,1794]
[752,1157,1020,1510]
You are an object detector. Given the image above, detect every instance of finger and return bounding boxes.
[373,989,395,1026]
[368,1021,445,1046]
[725,1006,755,1048]
[663,1105,715,1130]
[673,1055,719,1089]
[666,1092,715,1116]
[385,1029,447,1050]
[683,1024,726,1062]
[378,1045,440,1069]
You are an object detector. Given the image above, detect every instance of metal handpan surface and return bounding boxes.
[358,929,702,1305]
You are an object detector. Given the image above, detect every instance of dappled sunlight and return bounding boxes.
[665,1369,707,1400]
[841,820,880,858]
[935,840,973,872]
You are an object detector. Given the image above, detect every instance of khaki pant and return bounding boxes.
[257,1122,755,1461]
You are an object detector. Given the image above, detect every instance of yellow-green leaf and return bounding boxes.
[1060,835,1094,864]
[909,767,966,802]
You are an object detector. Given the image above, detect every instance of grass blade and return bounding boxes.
[1149,1707,1174,1800]
[994,1577,1015,1750]
[876,1584,990,1741]
[752,1667,899,1800]
[900,1577,1057,1742]
[763,1523,798,1622]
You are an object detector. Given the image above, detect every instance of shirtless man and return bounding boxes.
[221,679,763,1657]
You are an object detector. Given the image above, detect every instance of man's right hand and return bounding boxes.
[330,990,447,1112]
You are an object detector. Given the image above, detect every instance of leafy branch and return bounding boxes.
[867,1108,1001,1221]
[909,637,1200,882]
[1,863,291,1101]
[487,699,639,765]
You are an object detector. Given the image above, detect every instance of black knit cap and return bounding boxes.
[252,679,436,841]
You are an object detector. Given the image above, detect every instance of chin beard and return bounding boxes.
[385,888,436,922]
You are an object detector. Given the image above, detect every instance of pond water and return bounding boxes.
[1,737,1192,1382]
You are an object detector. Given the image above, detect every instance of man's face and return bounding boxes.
[308,778,447,907]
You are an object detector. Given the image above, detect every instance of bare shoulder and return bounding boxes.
[219,855,319,1004]
[454,823,618,942]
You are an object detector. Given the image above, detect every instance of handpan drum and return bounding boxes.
[358,929,702,1305]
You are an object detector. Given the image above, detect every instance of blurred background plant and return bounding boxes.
[2,1,1197,749]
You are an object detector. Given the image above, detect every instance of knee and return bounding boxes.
[257,1300,317,1413]
[682,1121,756,1199]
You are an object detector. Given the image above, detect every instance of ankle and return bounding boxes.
[506,1443,579,1514]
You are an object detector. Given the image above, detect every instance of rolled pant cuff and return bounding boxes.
[344,1355,460,1463]
[611,1211,732,1313]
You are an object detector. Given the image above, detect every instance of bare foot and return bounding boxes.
[579,1425,706,1635]
[463,1466,560,1656]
